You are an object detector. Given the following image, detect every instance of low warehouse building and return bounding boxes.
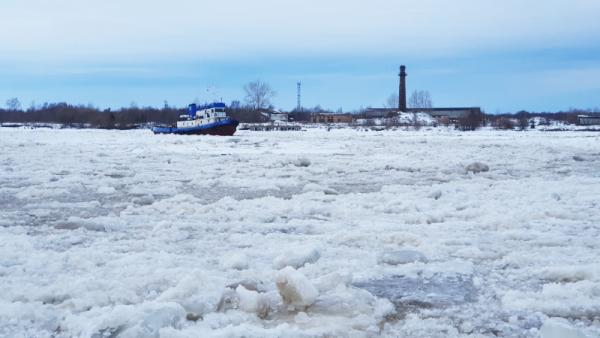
[311,114,354,123]
[577,115,600,126]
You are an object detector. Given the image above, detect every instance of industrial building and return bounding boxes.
[311,114,354,124]
[411,107,482,122]
[365,65,481,122]
[261,110,289,122]
[577,115,600,126]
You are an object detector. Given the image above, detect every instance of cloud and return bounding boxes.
[1,0,600,62]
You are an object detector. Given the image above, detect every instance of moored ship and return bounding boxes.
[152,102,239,136]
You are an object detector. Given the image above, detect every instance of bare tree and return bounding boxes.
[495,117,515,130]
[244,80,275,110]
[6,97,22,111]
[384,93,399,109]
[408,90,433,129]
[408,90,433,110]
[516,110,529,130]
[439,116,450,127]
[457,111,484,131]
[229,100,241,109]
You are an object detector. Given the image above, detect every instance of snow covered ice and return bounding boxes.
[1,127,600,337]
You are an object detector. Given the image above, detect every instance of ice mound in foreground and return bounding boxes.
[276,267,319,309]
[156,275,226,317]
[64,302,185,338]
[540,317,588,338]
[502,280,600,318]
[235,285,271,319]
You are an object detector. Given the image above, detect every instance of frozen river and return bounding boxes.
[1,127,599,337]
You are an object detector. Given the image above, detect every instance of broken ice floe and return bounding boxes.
[465,162,490,174]
[377,250,427,265]
[235,285,271,319]
[222,253,249,270]
[276,266,319,310]
[63,302,186,338]
[293,157,311,167]
[156,275,226,318]
[540,317,589,338]
[273,248,321,269]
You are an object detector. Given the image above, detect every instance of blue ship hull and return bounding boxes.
[152,118,239,136]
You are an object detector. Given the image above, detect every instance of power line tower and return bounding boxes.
[297,81,302,112]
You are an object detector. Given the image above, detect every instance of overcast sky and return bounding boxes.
[1,0,600,112]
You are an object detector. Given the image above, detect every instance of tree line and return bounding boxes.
[0,79,348,127]
[0,102,182,129]
[1,81,598,129]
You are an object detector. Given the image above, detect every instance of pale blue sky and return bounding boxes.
[1,0,600,112]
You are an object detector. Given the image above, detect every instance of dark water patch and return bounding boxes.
[354,274,477,317]
[182,184,304,204]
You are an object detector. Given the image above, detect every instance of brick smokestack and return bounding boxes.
[399,65,407,111]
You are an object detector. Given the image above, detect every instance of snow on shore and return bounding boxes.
[0,128,599,337]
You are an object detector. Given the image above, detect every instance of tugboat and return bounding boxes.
[152,102,239,136]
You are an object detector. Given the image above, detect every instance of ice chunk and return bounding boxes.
[502,280,600,318]
[66,302,185,338]
[97,186,116,194]
[428,190,442,200]
[276,267,319,309]
[378,250,427,265]
[465,162,489,173]
[294,311,310,324]
[536,265,594,283]
[236,285,271,318]
[222,253,249,270]
[294,157,311,167]
[540,317,588,338]
[118,303,186,338]
[273,248,320,269]
[302,183,324,193]
[301,183,338,195]
[133,195,155,205]
[313,271,353,292]
[216,288,239,312]
[226,279,266,292]
[156,275,225,316]
[54,217,106,232]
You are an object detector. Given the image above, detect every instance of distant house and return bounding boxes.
[577,115,600,126]
[311,113,354,123]
[261,110,289,122]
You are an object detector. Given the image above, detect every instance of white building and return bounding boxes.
[261,110,289,122]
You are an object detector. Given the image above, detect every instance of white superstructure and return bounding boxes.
[176,104,229,128]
